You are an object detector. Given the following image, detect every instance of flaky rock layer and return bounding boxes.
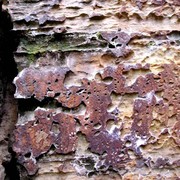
[3,0,180,179]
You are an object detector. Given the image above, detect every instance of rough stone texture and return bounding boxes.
[0,2,19,179]
[2,0,180,179]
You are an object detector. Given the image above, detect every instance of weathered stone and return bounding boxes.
[0,2,19,179]
[0,0,179,179]
[13,62,180,178]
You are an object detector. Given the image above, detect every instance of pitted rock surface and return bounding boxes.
[13,62,180,178]
[3,0,180,179]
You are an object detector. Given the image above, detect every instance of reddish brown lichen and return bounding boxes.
[13,108,77,175]
[13,62,180,175]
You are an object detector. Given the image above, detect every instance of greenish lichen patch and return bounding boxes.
[18,33,107,55]
[27,54,36,63]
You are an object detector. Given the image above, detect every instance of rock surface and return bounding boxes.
[0,2,19,179]
[1,0,180,179]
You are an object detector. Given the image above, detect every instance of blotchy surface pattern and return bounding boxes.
[13,62,180,178]
[6,0,180,179]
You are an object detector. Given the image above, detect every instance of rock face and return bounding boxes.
[1,0,179,179]
[0,2,19,179]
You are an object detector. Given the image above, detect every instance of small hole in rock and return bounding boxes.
[108,44,115,48]
[137,120,142,126]
[116,44,122,47]
[51,122,60,134]
[94,131,100,136]
[94,123,101,129]
[24,152,31,158]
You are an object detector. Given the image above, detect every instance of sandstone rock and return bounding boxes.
[0,0,179,179]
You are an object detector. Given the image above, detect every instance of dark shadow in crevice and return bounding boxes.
[2,148,20,180]
[18,96,58,113]
[0,2,20,179]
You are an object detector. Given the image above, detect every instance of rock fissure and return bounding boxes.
[0,2,20,179]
